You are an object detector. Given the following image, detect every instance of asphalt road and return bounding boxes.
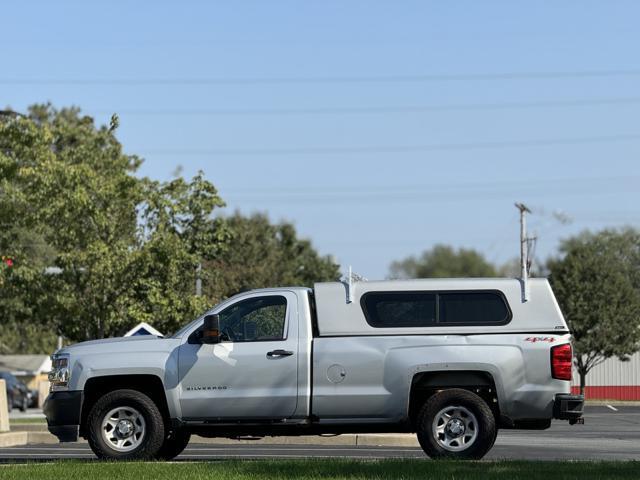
[1,406,638,462]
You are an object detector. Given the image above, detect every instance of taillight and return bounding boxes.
[551,343,573,381]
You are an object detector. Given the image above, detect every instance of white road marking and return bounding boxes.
[606,405,619,412]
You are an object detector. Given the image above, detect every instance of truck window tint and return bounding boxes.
[439,292,509,324]
[219,295,287,342]
[362,292,436,327]
[362,291,510,327]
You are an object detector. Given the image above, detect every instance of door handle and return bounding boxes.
[267,349,294,357]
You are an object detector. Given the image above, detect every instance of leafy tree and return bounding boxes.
[1,105,341,351]
[389,244,498,279]
[1,109,63,351]
[205,212,340,300]
[547,229,640,394]
[0,105,228,349]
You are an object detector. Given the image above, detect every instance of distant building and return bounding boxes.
[572,352,640,400]
[0,354,52,390]
[123,322,163,337]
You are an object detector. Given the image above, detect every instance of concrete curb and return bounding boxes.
[0,430,419,448]
[0,432,28,447]
[187,434,419,447]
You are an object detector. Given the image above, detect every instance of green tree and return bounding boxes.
[205,212,340,300]
[1,109,65,351]
[0,105,228,349]
[547,229,640,394]
[389,244,498,279]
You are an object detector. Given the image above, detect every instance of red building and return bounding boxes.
[571,351,640,400]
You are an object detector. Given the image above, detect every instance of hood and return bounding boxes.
[57,335,179,356]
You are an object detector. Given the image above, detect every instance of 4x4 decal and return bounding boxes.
[524,336,556,343]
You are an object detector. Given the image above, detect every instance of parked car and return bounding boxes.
[28,388,39,409]
[0,371,29,412]
[45,278,584,460]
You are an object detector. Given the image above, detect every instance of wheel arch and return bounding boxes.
[408,370,500,427]
[80,374,171,438]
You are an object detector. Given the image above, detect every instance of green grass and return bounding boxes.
[0,459,638,480]
[8,417,46,424]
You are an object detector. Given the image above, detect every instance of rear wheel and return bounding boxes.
[86,389,165,460]
[156,429,191,460]
[416,388,496,460]
[20,396,28,412]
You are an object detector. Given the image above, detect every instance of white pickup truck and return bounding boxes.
[45,278,583,460]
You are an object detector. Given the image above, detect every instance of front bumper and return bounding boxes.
[43,390,83,442]
[553,393,584,424]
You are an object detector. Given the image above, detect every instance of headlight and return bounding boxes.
[49,353,71,391]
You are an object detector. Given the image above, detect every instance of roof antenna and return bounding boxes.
[344,266,367,304]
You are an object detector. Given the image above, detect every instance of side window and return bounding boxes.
[362,292,436,328]
[361,290,511,328]
[439,292,510,325]
[216,295,288,342]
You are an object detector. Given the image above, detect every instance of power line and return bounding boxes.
[214,175,640,206]
[3,69,640,85]
[221,183,639,204]
[219,175,639,195]
[138,133,640,156]
[87,96,640,117]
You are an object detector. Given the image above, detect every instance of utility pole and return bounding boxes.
[515,203,531,302]
[195,262,202,296]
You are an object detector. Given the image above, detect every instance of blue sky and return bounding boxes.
[3,1,639,279]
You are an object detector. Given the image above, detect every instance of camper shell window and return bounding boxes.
[361,290,511,328]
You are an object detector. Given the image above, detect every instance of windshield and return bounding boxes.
[170,316,204,339]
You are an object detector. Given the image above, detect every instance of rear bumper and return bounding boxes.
[43,391,83,442]
[553,393,584,423]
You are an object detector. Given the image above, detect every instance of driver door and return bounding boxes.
[177,291,299,421]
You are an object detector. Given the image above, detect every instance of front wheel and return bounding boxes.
[86,389,165,460]
[416,388,496,460]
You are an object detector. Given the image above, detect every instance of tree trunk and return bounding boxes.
[576,356,587,396]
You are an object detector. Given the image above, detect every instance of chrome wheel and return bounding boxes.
[101,406,146,452]
[432,405,478,452]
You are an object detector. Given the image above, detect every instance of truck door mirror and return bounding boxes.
[202,314,221,344]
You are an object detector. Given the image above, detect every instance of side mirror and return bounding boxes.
[202,314,220,344]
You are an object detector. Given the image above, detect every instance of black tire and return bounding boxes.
[20,396,28,412]
[86,389,165,460]
[7,393,13,413]
[416,388,496,460]
[156,429,191,460]
[489,427,499,450]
